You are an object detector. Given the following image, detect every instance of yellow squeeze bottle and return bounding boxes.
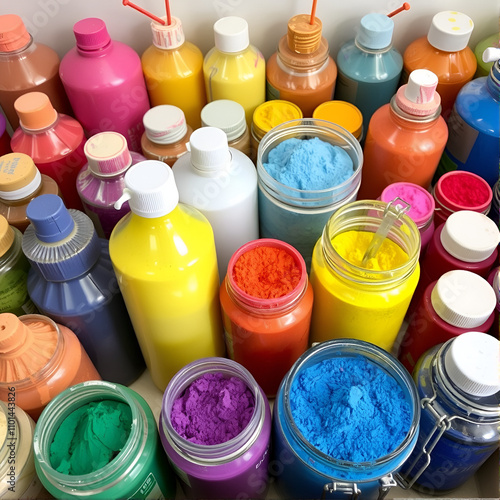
[109,160,224,391]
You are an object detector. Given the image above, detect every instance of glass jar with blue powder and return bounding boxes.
[272,339,420,500]
[257,118,362,271]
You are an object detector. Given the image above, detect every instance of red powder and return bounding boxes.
[233,246,301,299]
[441,174,490,207]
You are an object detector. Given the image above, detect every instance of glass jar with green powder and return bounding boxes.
[33,381,177,499]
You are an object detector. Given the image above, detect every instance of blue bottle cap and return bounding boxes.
[356,13,394,50]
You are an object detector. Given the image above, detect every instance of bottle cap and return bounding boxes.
[151,16,185,49]
[312,101,363,140]
[444,332,500,397]
[84,132,132,177]
[14,92,58,130]
[482,47,500,63]
[431,270,496,328]
[214,16,250,53]
[143,105,188,145]
[115,161,179,218]
[201,100,247,142]
[73,18,111,51]
[356,13,394,50]
[395,69,441,116]
[427,11,474,52]
[0,153,42,201]
[287,14,322,54]
[0,216,14,258]
[189,127,231,172]
[440,211,500,262]
[0,14,30,52]
[252,100,303,141]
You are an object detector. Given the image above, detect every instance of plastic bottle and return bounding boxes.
[335,12,403,134]
[203,17,266,127]
[77,132,146,239]
[402,11,477,120]
[0,114,10,156]
[266,13,337,117]
[433,48,500,188]
[21,194,145,386]
[141,15,206,130]
[10,92,86,210]
[357,69,448,201]
[474,33,499,77]
[109,160,225,391]
[59,17,150,153]
[172,127,259,278]
[0,14,72,131]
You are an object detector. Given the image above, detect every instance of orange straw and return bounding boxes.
[165,0,172,25]
[310,0,318,25]
[122,0,166,25]
[387,2,410,18]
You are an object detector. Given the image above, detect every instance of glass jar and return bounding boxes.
[309,199,421,352]
[159,357,271,499]
[272,339,420,500]
[33,381,177,499]
[257,118,363,271]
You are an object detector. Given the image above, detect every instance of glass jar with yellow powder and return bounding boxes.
[309,199,420,351]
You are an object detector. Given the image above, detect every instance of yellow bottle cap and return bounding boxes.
[312,101,363,140]
[0,152,39,196]
[0,215,14,258]
[252,100,303,141]
[287,14,322,54]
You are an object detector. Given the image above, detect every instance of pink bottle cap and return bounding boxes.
[84,132,132,177]
[151,16,185,50]
[74,18,111,51]
[0,14,30,52]
[395,69,441,116]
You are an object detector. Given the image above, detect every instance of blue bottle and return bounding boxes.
[335,13,403,137]
[21,194,145,385]
[434,48,500,187]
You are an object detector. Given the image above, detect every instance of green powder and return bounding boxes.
[50,400,132,475]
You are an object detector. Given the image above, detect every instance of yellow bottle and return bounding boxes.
[109,160,224,391]
[141,16,206,130]
[203,16,266,127]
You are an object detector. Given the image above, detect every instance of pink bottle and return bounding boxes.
[59,18,150,153]
[10,92,86,210]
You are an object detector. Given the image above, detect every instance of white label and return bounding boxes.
[129,472,165,500]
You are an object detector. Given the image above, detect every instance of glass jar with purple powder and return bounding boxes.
[159,357,272,499]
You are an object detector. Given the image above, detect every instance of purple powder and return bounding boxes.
[170,372,255,445]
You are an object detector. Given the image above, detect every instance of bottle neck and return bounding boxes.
[76,39,112,58]
[389,96,441,129]
[0,36,34,56]
[276,34,330,72]
[354,38,392,55]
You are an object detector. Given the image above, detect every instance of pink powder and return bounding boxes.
[170,372,255,445]
[440,173,490,207]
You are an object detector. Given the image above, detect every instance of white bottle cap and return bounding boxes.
[143,105,188,145]
[189,127,231,172]
[150,16,185,50]
[213,16,249,53]
[440,211,500,262]
[84,132,132,176]
[395,69,441,116]
[482,47,500,63]
[427,11,474,52]
[201,100,247,142]
[444,332,500,397]
[430,270,496,328]
[114,160,179,218]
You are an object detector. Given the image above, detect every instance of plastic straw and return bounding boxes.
[165,0,172,25]
[122,0,166,25]
[310,0,318,25]
[387,2,411,18]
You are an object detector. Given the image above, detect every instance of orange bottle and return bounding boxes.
[402,11,477,120]
[358,69,448,201]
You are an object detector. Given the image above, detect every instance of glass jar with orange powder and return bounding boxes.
[220,239,313,397]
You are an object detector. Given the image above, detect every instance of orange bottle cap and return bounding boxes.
[14,92,58,130]
[0,313,30,355]
[0,216,14,257]
[0,14,30,52]
[287,14,322,54]
[0,152,40,195]
[312,101,363,140]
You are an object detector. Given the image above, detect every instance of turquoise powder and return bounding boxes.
[290,356,411,462]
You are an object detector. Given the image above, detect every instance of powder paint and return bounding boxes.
[381,184,434,224]
[233,246,301,299]
[290,356,412,462]
[440,174,490,207]
[50,400,132,475]
[171,372,255,445]
[263,137,353,191]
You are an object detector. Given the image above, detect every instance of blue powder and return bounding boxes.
[263,137,354,190]
[290,356,411,463]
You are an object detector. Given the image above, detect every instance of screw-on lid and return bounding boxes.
[143,105,188,145]
[0,153,42,201]
[440,211,500,262]
[444,332,500,397]
[189,127,231,172]
[14,92,58,130]
[356,13,394,50]
[395,69,441,116]
[84,132,132,177]
[0,215,14,258]
[213,17,250,53]
[201,100,247,142]
[427,11,474,53]
[0,15,30,52]
[73,18,111,51]
[151,16,185,49]
[114,160,179,218]
[252,100,303,141]
[312,101,363,140]
[431,270,496,328]
[287,14,322,54]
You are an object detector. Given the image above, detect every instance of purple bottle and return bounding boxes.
[21,194,145,385]
[77,131,145,238]
[59,18,150,153]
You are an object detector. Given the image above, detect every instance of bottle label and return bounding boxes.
[336,72,358,102]
[266,81,280,101]
[445,109,479,164]
[129,472,165,500]
[0,271,34,315]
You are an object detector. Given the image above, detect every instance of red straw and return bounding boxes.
[387,2,411,18]
[310,0,318,25]
[122,0,166,25]
[165,0,172,25]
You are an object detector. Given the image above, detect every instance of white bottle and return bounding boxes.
[172,127,259,279]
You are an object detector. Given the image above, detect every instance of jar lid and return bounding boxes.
[252,100,303,141]
[427,11,474,53]
[189,127,231,172]
[287,14,322,54]
[151,16,185,50]
[73,18,111,51]
[0,215,14,258]
[84,132,132,177]
[143,105,188,145]
[444,332,500,397]
[440,211,500,262]
[201,100,247,142]
[0,14,30,52]
[312,101,363,140]
[356,13,394,50]
[14,92,58,130]
[214,17,249,53]
[395,69,441,116]
[0,152,42,200]
[430,270,496,328]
